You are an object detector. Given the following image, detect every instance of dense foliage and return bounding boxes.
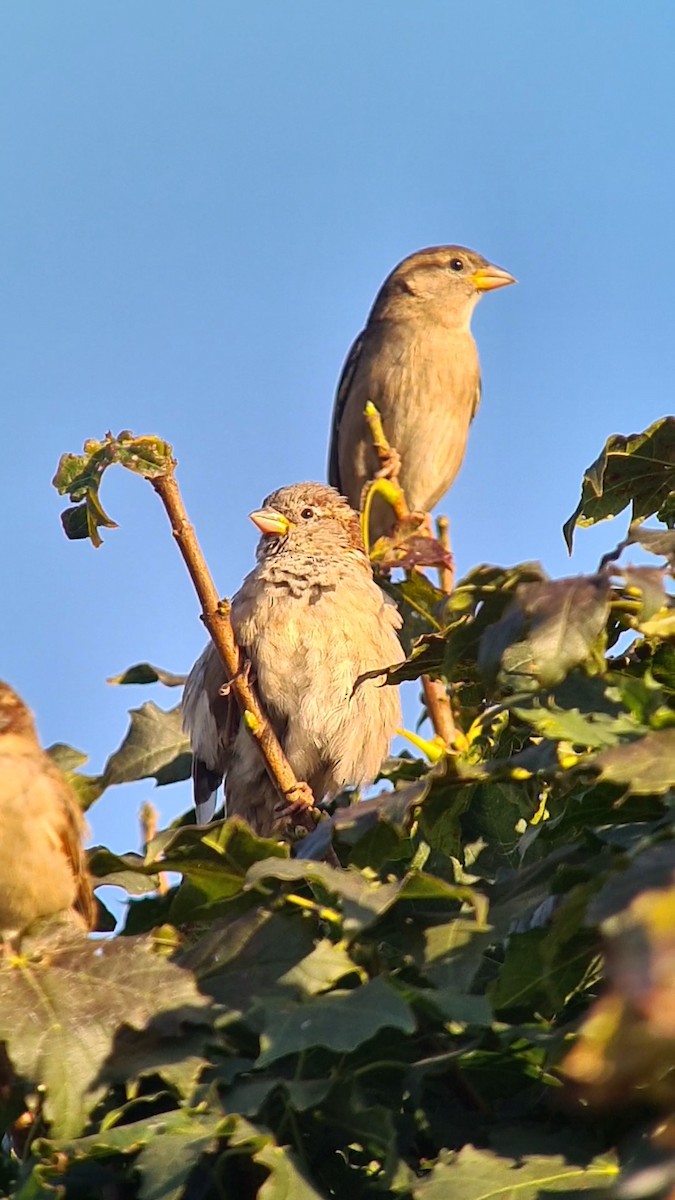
[1,417,674,1199]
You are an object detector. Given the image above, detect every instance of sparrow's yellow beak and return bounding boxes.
[249,506,292,537]
[471,265,517,292]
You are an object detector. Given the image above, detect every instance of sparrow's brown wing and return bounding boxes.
[183,644,241,824]
[327,330,365,492]
[470,374,482,423]
[52,764,96,929]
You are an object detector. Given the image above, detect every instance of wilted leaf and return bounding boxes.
[563,417,675,551]
[587,844,675,926]
[375,533,453,573]
[53,432,174,547]
[563,887,675,1107]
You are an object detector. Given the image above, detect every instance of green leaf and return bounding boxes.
[53,432,174,546]
[563,417,675,551]
[256,976,415,1066]
[160,820,287,917]
[625,522,675,566]
[512,701,641,750]
[133,1113,221,1200]
[0,937,212,1138]
[88,847,160,894]
[413,1146,618,1199]
[479,575,611,692]
[107,663,187,687]
[243,859,403,934]
[490,922,597,1019]
[594,728,675,794]
[46,743,89,772]
[254,1143,326,1199]
[102,701,191,787]
[183,908,322,1009]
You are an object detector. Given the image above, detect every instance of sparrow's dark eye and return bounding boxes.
[449,258,464,272]
[300,507,315,520]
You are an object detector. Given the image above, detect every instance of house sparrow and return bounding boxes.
[328,245,515,542]
[0,683,94,939]
[182,483,404,834]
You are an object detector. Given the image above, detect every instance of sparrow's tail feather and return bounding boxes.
[193,758,222,825]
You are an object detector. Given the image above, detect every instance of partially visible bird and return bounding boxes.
[328,245,516,542]
[182,483,404,834]
[0,683,94,940]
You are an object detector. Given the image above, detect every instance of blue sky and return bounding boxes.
[2,2,673,864]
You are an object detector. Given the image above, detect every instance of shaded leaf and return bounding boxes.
[479,575,611,692]
[108,662,187,687]
[257,976,415,1066]
[594,728,675,794]
[0,937,211,1138]
[255,1142,326,1198]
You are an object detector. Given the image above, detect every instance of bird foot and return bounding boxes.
[411,511,434,538]
[392,509,431,537]
[274,781,316,824]
[218,658,255,697]
[375,446,402,481]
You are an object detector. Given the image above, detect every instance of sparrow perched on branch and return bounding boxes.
[0,683,94,939]
[182,483,404,834]
[328,245,515,542]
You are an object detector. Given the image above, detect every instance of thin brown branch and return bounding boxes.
[428,516,458,745]
[421,676,458,748]
[140,802,169,894]
[435,515,455,594]
[151,470,316,829]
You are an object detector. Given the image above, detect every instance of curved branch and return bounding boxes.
[151,471,316,826]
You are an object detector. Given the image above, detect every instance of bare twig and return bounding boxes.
[427,516,459,745]
[421,676,458,748]
[435,515,455,594]
[151,471,316,829]
[140,802,169,893]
